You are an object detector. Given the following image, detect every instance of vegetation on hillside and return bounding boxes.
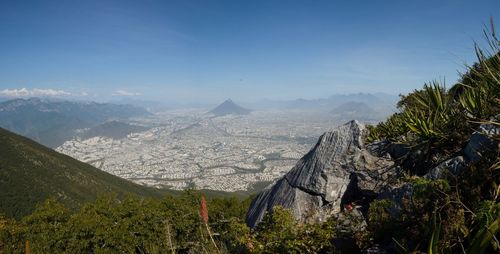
[0,127,164,219]
[1,191,346,253]
[363,21,500,253]
[367,24,499,160]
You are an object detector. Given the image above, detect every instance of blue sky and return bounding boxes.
[0,0,498,103]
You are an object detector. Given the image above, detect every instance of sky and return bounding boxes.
[0,0,499,103]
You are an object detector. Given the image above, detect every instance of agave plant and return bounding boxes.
[456,21,500,123]
[428,213,442,254]
[401,82,452,141]
[468,217,500,253]
[403,109,438,140]
[458,84,485,119]
[366,113,408,142]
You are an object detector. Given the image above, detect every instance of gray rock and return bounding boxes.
[368,140,431,175]
[378,156,466,218]
[366,140,391,157]
[246,120,396,228]
[424,156,466,180]
[464,124,499,163]
[367,140,409,161]
[377,183,414,217]
[335,206,367,233]
[362,245,388,254]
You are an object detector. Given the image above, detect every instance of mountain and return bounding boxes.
[111,97,170,112]
[249,93,397,110]
[330,101,378,120]
[330,101,374,114]
[209,99,251,116]
[0,127,163,219]
[0,98,151,147]
[289,93,384,109]
[79,121,150,140]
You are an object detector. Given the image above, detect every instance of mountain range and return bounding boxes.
[330,101,380,121]
[0,98,151,147]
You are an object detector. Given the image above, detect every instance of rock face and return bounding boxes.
[246,120,396,228]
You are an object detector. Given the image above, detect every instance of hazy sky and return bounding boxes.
[0,0,498,103]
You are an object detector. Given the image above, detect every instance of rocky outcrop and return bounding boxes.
[246,121,397,228]
[245,116,499,253]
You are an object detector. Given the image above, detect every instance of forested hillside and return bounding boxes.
[0,127,163,219]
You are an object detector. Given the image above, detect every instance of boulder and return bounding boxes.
[367,140,409,161]
[246,121,396,228]
[464,123,499,163]
[424,156,466,180]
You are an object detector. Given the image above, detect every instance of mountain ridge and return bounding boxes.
[78,121,150,140]
[0,98,151,147]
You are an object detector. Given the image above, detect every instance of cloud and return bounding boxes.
[112,90,141,96]
[0,88,71,97]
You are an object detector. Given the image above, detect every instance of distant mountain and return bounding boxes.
[0,98,151,147]
[209,99,251,116]
[249,93,396,110]
[111,98,170,112]
[247,93,397,122]
[330,101,377,120]
[331,101,373,113]
[79,121,150,140]
[0,127,163,219]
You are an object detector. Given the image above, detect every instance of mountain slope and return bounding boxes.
[0,127,162,219]
[79,121,149,140]
[209,99,251,116]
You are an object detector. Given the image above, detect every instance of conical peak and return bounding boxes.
[210,98,251,116]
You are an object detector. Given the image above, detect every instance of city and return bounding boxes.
[57,110,341,192]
